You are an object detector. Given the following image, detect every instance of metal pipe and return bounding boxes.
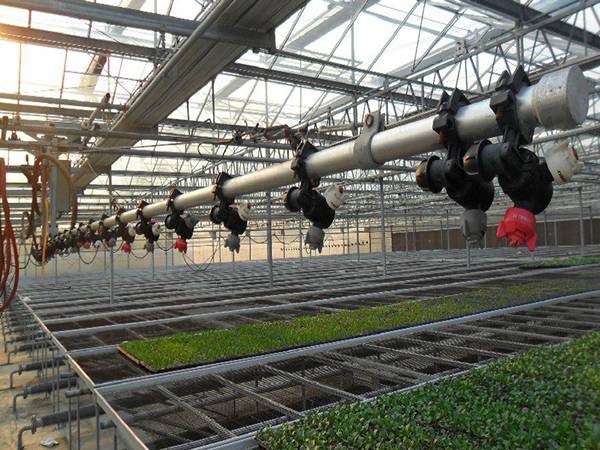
[404,210,409,254]
[266,192,274,287]
[17,405,102,450]
[412,218,417,252]
[10,357,65,389]
[543,211,548,246]
[108,172,114,304]
[298,215,303,265]
[446,210,450,250]
[355,210,360,262]
[82,67,586,232]
[589,206,594,244]
[579,186,585,256]
[379,176,387,278]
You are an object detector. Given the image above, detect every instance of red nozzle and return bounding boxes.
[83,241,91,249]
[122,242,132,253]
[496,207,537,252]
[174,238,187,253]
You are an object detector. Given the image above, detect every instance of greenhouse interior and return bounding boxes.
[0,0,599,449]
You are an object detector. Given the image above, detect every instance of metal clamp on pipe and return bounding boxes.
[115,209,136,253]
[165,189,198,253]
[463,66,583,251]
[284,139,345,253]
[97,214,117,249]
[353,111,385,169]
[416,87,494,248]
[209,173,251,253]
[134,201,161,253]
[81,221,97,249]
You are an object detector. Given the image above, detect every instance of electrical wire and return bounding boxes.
[78,248,99,265]
[0,158,19,315]
[181,244,218,273]
[155,240,174,252]
[40,163,49,277]
[129,249,148,260]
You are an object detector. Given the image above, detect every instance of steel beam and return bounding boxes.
[0,23,161,60]
[463,0,600,50]
[0,0,276,49]
[225,63,438,107]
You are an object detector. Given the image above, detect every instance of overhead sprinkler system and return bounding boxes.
[284,136,346,252]
[209,172,251,253]
[416,66,586,251]
[164,188,199,253]
[36,66,587,256]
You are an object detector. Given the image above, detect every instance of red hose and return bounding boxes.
[0,158,19,315]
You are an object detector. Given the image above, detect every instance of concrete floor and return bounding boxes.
[0,332,116,450]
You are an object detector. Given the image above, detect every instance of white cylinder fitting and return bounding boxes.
[544,140,584,184]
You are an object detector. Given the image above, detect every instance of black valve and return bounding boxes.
[417,87,494,248]
[97,215,117,248]
[460,66,557,251]
[134,201,161,250]
[114,210,135,253]
[164,189,197,240]
[209,173,250,253]
[284,139,343,252]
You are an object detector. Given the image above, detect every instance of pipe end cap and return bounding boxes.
[533,66,589,129]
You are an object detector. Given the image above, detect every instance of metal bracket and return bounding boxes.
[353,111,384,169]
[489,65,533,147]
[212,172,234,204]
[166,188,183,214]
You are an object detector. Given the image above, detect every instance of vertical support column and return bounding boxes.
[466,241,471,269]
[404,209,409,254]
[266,191,274,287]
[49,160,58,282]
[554,219,558,247]
[346,220,351,256]
[543,211,548,247]
[355,209,360,262]
[190,236,195,263]
[218,228,222,263]
[108,171,114,304]
[578,187,585,256]
[446,209,450,251]
[282,228,286,259]
[265,79,273,286]
[171,233,175,267]
[412,218,417,252]
[589,206,594,245]
[368,227,372,253]
[351,24,358,137]
[151,249,155,280]
[248,230,252,261]
[440,218,444,250]
[211,228,215,260]
[165,232,169,272]
[298,214,303,265]
[378,175,387,278]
